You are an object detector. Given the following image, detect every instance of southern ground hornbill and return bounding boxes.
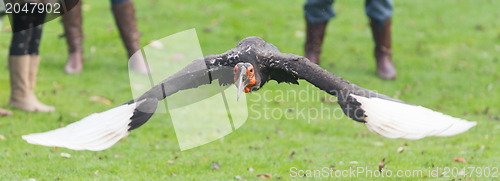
[22,37,476,151]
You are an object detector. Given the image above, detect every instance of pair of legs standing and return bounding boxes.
[2,0,144,115]
[304,0,397,79]
[6,7,55,113]
[63,0,148,74]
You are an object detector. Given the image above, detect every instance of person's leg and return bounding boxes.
[27,21,55,111]
[366,0,396,79]
[111,0,149,74]
[62,0,84,74]
[8,11,54,112]
[304,0,335,64]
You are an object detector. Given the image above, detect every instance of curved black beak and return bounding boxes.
[235,66,250,101]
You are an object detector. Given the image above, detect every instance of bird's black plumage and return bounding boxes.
[126,36,400,129]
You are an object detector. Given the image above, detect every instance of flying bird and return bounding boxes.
[22,37,477,151]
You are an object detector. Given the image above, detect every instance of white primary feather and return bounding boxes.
[22,102,138,151]
[350,94,477,140]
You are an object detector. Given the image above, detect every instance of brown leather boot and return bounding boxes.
[8,55,55,112]
[370,19,396,80]
[112,2,149,74]
[305,18,327,64]
[62,1,84,74]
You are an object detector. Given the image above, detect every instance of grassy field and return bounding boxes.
[1,0,499,180]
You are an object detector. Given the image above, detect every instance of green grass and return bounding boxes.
[1,0,499,180]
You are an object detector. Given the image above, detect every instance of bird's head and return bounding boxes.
[234,62,258,100]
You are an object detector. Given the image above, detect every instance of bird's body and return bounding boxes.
[22,37,476,151]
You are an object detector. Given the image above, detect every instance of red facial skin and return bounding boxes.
[234,65,256,93]
[245,66,256,92]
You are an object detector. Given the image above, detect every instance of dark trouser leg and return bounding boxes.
[304,0,334,64]
[62,1,84,74]
[366,0,396,79]
[111,0,149,74]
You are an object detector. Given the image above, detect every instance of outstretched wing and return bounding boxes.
[22,36,478,151]
[267,53,476,139]
[127,53,239,130]
[22,53,239,151]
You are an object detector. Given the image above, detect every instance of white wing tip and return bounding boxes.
[22,103,137,151]
[351,94,477,140]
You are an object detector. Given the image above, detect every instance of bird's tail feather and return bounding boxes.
[350,94,477,140]
[22,102,138,151]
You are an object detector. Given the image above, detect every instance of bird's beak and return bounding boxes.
[235,67,250,101]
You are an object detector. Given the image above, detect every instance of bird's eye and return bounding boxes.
[250,69,253,73]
